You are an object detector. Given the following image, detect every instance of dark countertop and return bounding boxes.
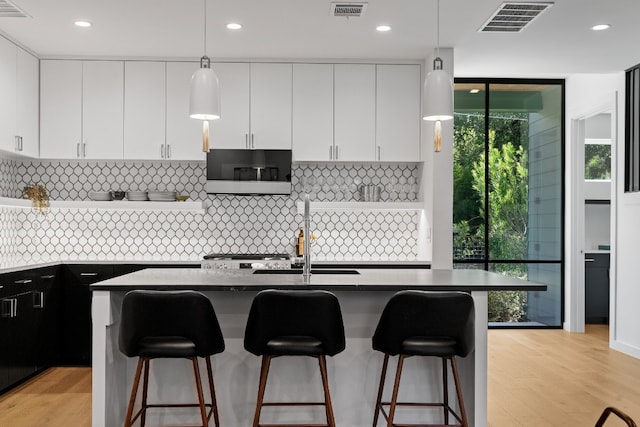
[90,268,546,292]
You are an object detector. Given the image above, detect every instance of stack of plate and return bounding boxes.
[89,191,112,201]
[148,191,177,202]
[126,191,148,201]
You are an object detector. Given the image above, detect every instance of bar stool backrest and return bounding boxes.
[119,290,225,358]
[244,289,346,356]
[372,290,475,357]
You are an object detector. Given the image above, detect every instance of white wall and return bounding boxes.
[565,73,640,360]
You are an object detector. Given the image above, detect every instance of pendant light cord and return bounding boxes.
[203,0,207,55]
[436,0,440,58]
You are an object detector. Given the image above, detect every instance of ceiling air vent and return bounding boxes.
[0,0,29,18]
[479,2,553,32]
[331,2,368,18]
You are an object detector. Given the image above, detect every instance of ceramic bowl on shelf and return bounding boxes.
[111,191,126,200]
[89,191,112,201]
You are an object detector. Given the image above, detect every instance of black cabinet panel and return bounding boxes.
[585,253,610,324]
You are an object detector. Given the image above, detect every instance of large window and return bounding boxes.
[454,79,565,327]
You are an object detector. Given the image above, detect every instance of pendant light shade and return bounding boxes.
[423,0,453,152]
[423,58,453,121]
[189,56,220,120]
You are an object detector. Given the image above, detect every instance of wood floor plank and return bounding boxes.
[1,326,639,427]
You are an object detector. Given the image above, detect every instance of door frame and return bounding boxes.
[567,94,617,333]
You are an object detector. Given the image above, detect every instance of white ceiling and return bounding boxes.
[0,0,639,77]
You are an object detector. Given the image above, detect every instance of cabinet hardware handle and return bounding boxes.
[377,145,381,161]
[33,291,45,309]
[585,258,595,262]
[20,136,23,151]
[329,146,333,160]
[160,144,164,158]
[15,136,20,151]
[82,142,87,158]
[335,145,339,160]
[167,144,171,159]
[245,134,249,149]
[77,143,81,158]
[80,272,99,276]
[251,134,255,149]
[1,298,17,318]
[40,275,55,279]
[14,279,32,284]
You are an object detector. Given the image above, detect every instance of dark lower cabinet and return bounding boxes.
[59,264,147,366]
[585,253,610,324]
[0,266,61,393]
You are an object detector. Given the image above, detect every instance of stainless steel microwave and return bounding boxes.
[206,149,292,195]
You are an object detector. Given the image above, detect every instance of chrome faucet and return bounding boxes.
[303,194,311,281]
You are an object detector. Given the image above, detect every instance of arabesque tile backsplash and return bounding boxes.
[0,156,420,267]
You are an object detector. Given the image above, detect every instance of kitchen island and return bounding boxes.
[91,268,546,427]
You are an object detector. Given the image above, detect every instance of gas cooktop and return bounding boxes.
[203,253,290,261]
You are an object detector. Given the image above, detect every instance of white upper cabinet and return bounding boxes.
[40,60,83,158]
[210,62,250,149]
[292,64,334,161]
[124,62,166,160]
[16,48,39,157]
[250,63,292,149]
[211,62,291,150]
[376,64,421,161]
[0,37,17,154]
[0,38,39,157]
[334,64,376,161]
[41,60,123,159]
[82,61,124,159]
[166,62,206,161]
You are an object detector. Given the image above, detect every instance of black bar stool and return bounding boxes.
[372,290,475,427]
[244,289,346,427]
[119,290,225,427]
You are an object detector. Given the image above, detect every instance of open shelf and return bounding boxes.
[0,197,206,212]
[295,201,423,214]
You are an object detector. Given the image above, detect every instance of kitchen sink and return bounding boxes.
[253,269,360,275]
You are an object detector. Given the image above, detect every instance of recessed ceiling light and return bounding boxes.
[226,23,242,30]
[591,24,611,31]
[470,89,480,94]
[74,20,92,28]
[376,25,391,32]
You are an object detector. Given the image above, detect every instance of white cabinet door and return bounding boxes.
[40,60,82,159]
[292,64,334,161]
[0,37,17,153]
[334,64,376,161]
[250,63,292,149]
[166,62,206,160]
[210,62,250,149]
[16,48,39,157]
[124,62,166,160]
[82,61,124,159]
[376,64,421,162]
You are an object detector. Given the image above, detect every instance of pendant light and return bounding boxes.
[190,0,221,152]
[422,0,453,152]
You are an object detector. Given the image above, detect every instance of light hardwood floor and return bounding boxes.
[0,325,638,427]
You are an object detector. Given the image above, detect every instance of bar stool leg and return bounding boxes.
[387,355,405,427]
[205,356,220,427]
[318,355,337,427]
[124,357,145,427]
[192,357,209,427]
[253,355,272,427]
[450,357,469,427]
[141,358,151,427]
[442,358,449,425]
[372,354,389,427]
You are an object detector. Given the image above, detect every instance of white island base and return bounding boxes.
[92,288,488,427]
